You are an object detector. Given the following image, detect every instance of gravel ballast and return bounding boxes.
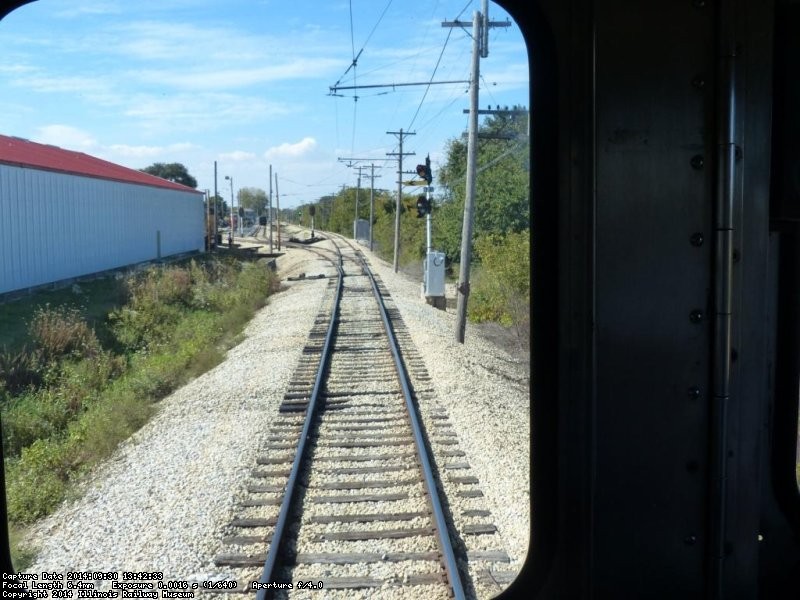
[19,230,530,597]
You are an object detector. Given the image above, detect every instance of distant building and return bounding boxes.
[0,134,204,295]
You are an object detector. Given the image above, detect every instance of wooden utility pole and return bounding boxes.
[213,161,218,248]
[354,166,363,240]
[275,172,281,250]
[386,129,415,272]
[268,164,273,253]
[339,157,384,251]
[369,164,377,252]
[444,0,510,343]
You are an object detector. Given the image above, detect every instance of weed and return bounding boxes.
[6,439,68,523]
[30,305,100,361]
[2,390,71,457]
[8,524,38,571]
[0,346,41,394]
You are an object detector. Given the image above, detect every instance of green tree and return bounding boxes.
[206,194,226,219]
[140,163,198,188]
[436,108,530,263]
[237,187,268,214]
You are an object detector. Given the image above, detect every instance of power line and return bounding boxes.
[332,0,394,91]
[330,79,469,93]
[406,26,454,131]
[361,0,394,50]
[349,0,356,61]
[348,0,358,155]
[455,0,473,20]
[415,92,467,144]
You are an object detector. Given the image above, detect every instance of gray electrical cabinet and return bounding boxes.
[353,219,369,241]
[423,251,446,297]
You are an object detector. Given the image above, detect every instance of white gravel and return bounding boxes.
[17,227,530,598]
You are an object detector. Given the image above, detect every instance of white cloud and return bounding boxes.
[108,142,197,159]
[52,2,123,19]
[265,137,317,159]
[0,64,36,75]
[122,93,289,133]
[33,125,97,151]
[10,72,123,107]
[219,150,257,162]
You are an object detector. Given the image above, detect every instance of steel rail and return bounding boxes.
[256,250,344,600]
[359,253,467,600]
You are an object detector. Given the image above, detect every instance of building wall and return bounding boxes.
[0,164,204,294]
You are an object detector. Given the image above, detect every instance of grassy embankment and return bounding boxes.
[0,256,279,568]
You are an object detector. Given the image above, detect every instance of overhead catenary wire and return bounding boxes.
[403,0,472,146]
[406,26,454,131]
[361,0,394,51]
[330,1,470,156]
[438,140,527,193]
[330,0,518,196]
[348,0,358,156]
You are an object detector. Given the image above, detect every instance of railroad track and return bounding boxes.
[211,233,515,598]
[212,236,463,598]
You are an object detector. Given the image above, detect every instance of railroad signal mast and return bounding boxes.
[413,154,445,310]
[415,155,433,251]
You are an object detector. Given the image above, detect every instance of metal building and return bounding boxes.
[0,135,204,295]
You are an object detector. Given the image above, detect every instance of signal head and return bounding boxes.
[416,195,427,218]
[416,157,433,184]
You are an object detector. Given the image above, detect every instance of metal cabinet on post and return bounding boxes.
[423,251,446,309]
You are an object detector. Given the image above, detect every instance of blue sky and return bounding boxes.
[0,0,529,208]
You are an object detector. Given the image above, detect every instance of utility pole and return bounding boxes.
[387,129,415,272]
[354,166,362,240]
[369,164,379,252]
[275,171,281,250]
[444,0,511,343]
[213,161,218,248]
[339,157,385,251]
[224,175,234,247]
[268,164,274,253]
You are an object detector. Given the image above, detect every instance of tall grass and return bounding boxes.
[1,257,278,526]
[30,305,100,361]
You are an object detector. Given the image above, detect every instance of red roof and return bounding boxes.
[0,134,202,194]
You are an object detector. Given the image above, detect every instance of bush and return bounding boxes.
[29,306,100,361]
[156,267,193,306]
[6,439,68,523]
[109,298,183,351]
[56,351,126,412]
[2,390,71,457]
[65,382,152,469]
[0,346,41,394]
[469,230,530,338]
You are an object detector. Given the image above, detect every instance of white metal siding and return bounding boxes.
[0,164,204,294]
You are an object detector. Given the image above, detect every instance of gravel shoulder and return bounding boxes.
[19,229,530,597]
